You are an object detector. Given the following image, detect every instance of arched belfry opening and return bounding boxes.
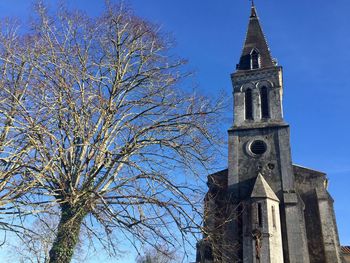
[245,89,253,120]
[260,86,269,118]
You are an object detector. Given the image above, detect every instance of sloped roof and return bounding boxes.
[251,173,279,202]
[207,169,228,189]
[342,246,350,254]
[237,4,274,70]
[293,164,326,176]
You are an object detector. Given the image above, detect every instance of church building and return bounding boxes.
[196,4,343,263]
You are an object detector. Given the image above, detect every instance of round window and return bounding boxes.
[250,140,267,155]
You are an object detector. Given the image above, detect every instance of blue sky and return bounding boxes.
[0,0,350,262]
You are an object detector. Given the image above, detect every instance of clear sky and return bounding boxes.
[0,0,350,262]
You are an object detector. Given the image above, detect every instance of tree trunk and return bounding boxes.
[49,204,86,263]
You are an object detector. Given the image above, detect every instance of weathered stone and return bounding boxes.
[196,4,343,263]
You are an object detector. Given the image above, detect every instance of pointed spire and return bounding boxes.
[237,4,274,70]
[251,173,279,202]
[250,1,257,18]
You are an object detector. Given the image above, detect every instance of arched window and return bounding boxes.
[261,86,269,118]
[250,49,260,69]
[245,89,253,120]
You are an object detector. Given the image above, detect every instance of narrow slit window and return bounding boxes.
[257,203,263,228]
[245,89,253,120]
[251,50,260,69]
[261,86,269,118]
[272,205,276,228]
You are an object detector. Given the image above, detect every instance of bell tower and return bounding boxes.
[227,4,310,262]
[196,3,343,263]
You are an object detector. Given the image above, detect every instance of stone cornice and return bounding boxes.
[231,66,282,87]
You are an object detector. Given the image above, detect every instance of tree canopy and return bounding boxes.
[0,2,224,262]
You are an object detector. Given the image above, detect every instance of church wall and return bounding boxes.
[222,201,244,263]
[294,166,327,262]
[281,199,310,263]
[228,133,239,187]
[228,127,286,198]
[301,190,326,263]
[242,201,254,263]
[203,170,231,262]
[317,189,342,263]
[266,198,284,263]
[294,165,342,263]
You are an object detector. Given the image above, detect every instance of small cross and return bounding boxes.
[250,0,255,6]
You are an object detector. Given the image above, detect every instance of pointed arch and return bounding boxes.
[250,48,260,69]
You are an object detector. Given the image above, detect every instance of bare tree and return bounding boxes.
[197,171,241,263]
[136,247,177,263]
[0,19,36,232]
[8,213,58,263]
[2,2,225,262]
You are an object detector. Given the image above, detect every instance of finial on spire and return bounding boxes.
[250,0,257,18]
